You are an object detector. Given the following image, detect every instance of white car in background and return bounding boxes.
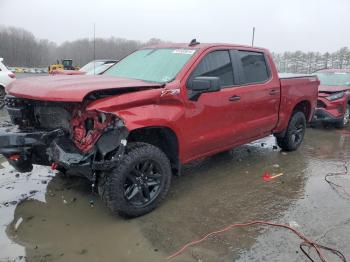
[0,58,16,108]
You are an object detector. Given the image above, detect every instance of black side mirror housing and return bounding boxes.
[188,76,221,101]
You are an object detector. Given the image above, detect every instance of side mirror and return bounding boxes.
[188,76,221,101]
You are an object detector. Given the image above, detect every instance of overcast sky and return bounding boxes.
[1,0,349,53]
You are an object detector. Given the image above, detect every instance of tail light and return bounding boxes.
[8,73,16,79]
[8,154,20,161]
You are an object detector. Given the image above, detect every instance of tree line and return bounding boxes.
[1,26,350,73]
[272,48,350,73]
[0,26,164,67]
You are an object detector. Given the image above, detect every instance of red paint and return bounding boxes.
[70,108,114,152]
[8,154,20,161]
[273,76,319,133]
[316,94,350,120]
[319,85,350,93]
[8,73,16,79]
[6,75,163,102]
[314,69,350,121]
[51,163,58,170]
[317,92,348,119]
[263,171,272,181]
[6,44,319,164]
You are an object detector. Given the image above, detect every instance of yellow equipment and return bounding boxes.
[48,59,79,74]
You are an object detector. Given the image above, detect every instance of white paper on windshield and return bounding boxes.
[172,49,196,55]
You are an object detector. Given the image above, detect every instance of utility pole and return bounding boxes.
[93,23,96,75]
[251,27,255,46]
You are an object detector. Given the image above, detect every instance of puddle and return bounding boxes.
[0,163,53,261]
[6,175,163,262]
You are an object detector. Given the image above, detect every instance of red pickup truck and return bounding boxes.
[1,42,319,217]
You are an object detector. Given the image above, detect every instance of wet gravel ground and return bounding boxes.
[0,76,350,262]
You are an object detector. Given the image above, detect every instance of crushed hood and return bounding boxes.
[6,75,163,102]
[318,85,350,93]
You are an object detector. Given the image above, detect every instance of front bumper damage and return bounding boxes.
[0,127,128,179]
[312,95,346,124]
[313,109,343,123]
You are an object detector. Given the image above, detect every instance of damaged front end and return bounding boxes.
[1,95,128,179]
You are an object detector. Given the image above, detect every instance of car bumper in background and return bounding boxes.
[312,96,346,123]
[313,108,343,123]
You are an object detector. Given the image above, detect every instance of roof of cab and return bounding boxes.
[143,43,268,52]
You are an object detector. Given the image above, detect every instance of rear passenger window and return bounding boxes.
[237,51,269,84]
[190,50,234,87]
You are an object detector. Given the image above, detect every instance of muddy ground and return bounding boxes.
[1,78,350,261]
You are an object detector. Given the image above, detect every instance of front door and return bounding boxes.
[182,49,245,161]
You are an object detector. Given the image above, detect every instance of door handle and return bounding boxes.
[229,95,241,102]
[269,89,279,95]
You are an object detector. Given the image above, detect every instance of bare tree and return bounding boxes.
[0,26,167,67]
[273,48,350,73]
[1,25,350,73]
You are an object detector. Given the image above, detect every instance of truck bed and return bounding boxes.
[278,73,317,79]
[272,74,319,133]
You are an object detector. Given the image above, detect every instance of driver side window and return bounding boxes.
[189,50,234,87]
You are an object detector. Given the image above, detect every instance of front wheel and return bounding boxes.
[275,111,306,151]
[335,104,350,129]
[99,143,172,218]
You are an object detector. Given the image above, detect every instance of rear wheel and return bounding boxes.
[335,104,350,129]
[276,111,306,151]
[98,143,171,218]
[0,86,5,109]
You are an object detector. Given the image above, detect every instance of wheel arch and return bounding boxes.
[274,99,311,136]
[127,126,180,175]
[292,100,311,120]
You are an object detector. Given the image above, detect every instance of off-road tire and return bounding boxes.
[98,142,171,218]
[276,111,306,151]
[97,142,148,204]
[335,104,350,129]
[0,86,6,109]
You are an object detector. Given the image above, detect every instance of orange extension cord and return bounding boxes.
[164,161,350,261]
[163,220,346,261]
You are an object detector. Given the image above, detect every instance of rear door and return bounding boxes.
[229,50,280,139]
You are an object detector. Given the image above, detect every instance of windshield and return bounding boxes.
[316,72,350,86]
[86,63,115,75]
[80,61,105,72]
[103,48,196,83]
[62,60,72,67]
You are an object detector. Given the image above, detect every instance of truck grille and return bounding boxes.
[5,95,72,132]
[34,106,71,131]
[5,96,29,126]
